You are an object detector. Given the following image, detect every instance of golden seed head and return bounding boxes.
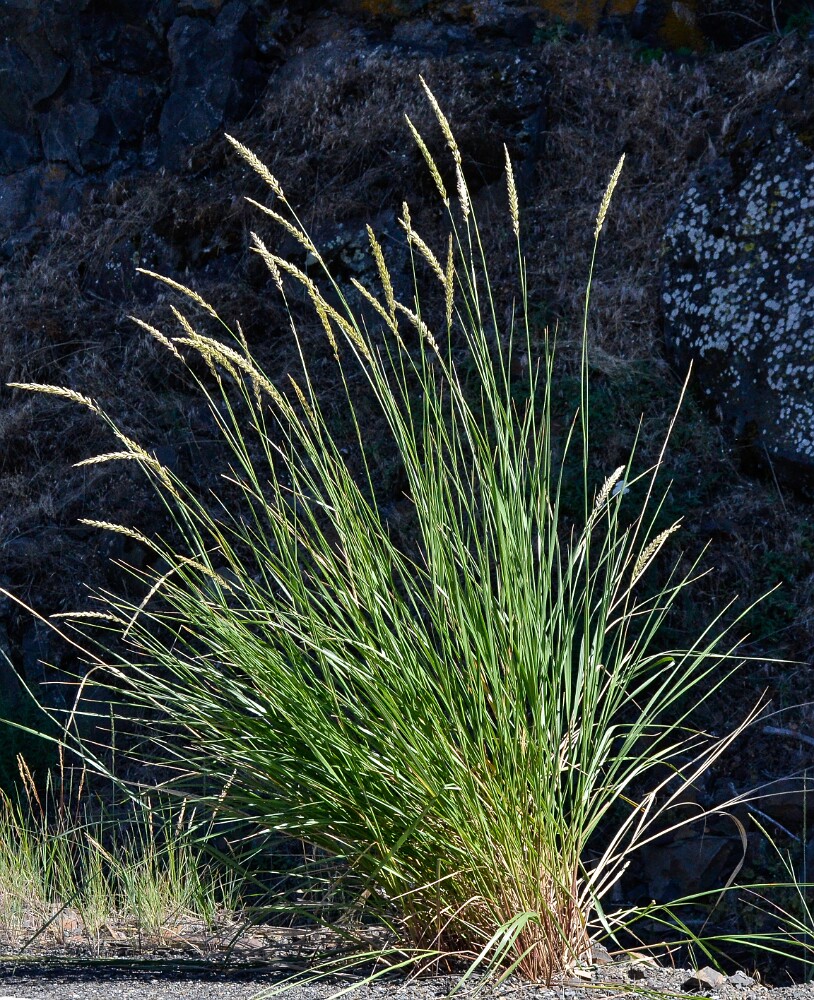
[405,115,448,204]
[224,134,285,199]
[247,207,316,256]
[248,232,284,291]
[419,76,460,164]
[75,451,151,468]
[351,277,399,336]
[270,254,320,299]
[79,519,154,550]
[136,269,218,318]
[399,221,445,285]
[395,301,440,356]
[7,382,101,414]
[104,430,175,491]
[312,295,339,361]
[287,375,317,426]
[50,610,128,624]
[593,466,626,511]
[366,225,396,318]
[180,329,285,409]
[170,305,197,340]
[236,319,249,356]
[322,300,372,362]
[130,316,183,359]
[456,162,470,221]
[445,234,455,331]
[631,521,681,585]
[594,153,625,241]
[504,144,519,238]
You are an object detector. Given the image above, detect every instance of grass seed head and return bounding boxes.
[75,451,157,468]
[405,115,448,205]
[249,232,284,291]
[420,75,461,165]
[594,153,625,241]
[351,277,400,337]
[78,519,155,551]
[224,134,285,199]
[631,520,682,585]
[366,225,397,318]
[7,383,101,414]
[287,375,317,426]
[170,305,197,340]
[136,269,219,318]
[129,316,183,360]
[505,145,520,239]
[395,301,440,355]
[247,204,317,257]
[399,220,445,285]
[456,162,471,221]
[594,466,626,511]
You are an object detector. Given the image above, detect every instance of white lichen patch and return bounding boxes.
[662,114,814,463]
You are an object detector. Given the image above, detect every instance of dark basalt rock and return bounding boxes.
[0,167,41,238]
[0,0,279,253]
[1,0,807,259]
[159,2,267,167]
[39,100,100,174]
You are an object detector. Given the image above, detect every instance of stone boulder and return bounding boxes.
[0,0,282,256]
[661,110,814,490]
[160,2,266,168]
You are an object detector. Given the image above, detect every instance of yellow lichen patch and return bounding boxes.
[656,1,705,51]
[344,0,705,49]
[533,0,637,31]
[351,0,419,16]
[533,0,704,49]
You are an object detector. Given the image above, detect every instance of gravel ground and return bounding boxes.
[1,960,814,1000]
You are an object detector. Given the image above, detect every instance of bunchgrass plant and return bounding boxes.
[9,82,777,984]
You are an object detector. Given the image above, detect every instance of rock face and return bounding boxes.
[0,0,281,256]
[662,111,814,489]
[160,2,268,168]
[533,0,706,50]
[344,0,807,50]
[0,0,804,258]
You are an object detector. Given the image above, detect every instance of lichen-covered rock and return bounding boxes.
[662,111,814,487]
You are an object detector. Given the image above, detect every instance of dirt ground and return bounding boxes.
[0,957,813,1000]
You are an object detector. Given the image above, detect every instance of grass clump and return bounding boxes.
[0,755,242,952]
[9,83,787,984]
